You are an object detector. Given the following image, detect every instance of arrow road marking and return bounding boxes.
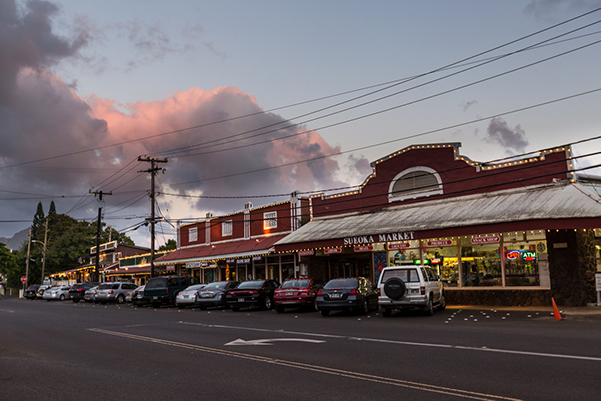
[224,338,326,346]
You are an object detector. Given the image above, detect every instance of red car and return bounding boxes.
[274,278,325,313]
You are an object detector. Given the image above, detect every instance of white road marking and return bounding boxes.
[224,338,326,346]
[182,321,601,362]
[88,328,522,401]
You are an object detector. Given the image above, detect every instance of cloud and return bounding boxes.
[524,0,601,21]
[484,117,529,155]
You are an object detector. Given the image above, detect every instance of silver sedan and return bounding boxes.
[43,286,71,301]
[175,284,206,308]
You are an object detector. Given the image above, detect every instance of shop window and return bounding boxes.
[460,238,502,287]
[388,167,443,202]
[504,241,547,287]
[423,238,459,287]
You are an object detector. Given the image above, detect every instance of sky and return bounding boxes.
[2,0,601,248]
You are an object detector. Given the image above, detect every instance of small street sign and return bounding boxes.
[20,276,27,284]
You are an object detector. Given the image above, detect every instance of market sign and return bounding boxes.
[186,261,201,269]
[236,258,251,264]
[354,245,373,252]
[166,265,175,271]
[343,231,415,246]
[471,236,500,244]
[324,248,342,254]
[389,243,412,250]
[298,250,314,256]
[427,240,453,247]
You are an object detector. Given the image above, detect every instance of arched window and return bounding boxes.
[388,167,443,202]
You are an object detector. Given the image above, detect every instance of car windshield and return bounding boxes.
[145,278,168,288]
[237,281,263,289]
[324,279,358,289]
[98,284,113,290]
[281,280,309,288]
[204,282,227,289]
[381,268,420,283]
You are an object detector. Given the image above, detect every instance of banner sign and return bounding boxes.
[324,248,342,254]
[354,245,373,252]
[427,240,453,247]
[298,250,314,256]
[389,243,412,250]
[471,236,500,244]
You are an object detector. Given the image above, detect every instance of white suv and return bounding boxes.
[377,265,445,316]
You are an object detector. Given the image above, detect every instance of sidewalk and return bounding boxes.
[448,303,601,319]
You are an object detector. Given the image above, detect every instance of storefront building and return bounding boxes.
[155,194,310,283]
[275,143,601,307]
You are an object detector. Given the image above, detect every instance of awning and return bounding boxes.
[275,182,601,252]
[106,265,151,276]
[155,234,288,266]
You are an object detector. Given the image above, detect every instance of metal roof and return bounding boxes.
[276,182,601,246]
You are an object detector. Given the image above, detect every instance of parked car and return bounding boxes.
[195,281,240,310]
[377,265,445,316]
[274,278,324,313]
[316,277,378,316]
[175,284,206,308]
[95,282,138,304]
[43,286,71,301]
[69,282,100,303]
[84,286,98,303]
[225,279,280,311]
[131,285,149,306]
[24,285,40,300]
[144,276,196,308]
[36,284,53,299]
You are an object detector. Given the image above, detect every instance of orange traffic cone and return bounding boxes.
[552,297,563,320]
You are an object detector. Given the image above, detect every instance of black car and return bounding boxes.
[69,282,100,303]
[144,276,196,308]
[225,280,280,311]
[24,285,40,300]
[316,277,378,316]
[195,281,240,310]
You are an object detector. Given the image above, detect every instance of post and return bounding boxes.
[138,156,167,277]
[90,190,112,283]
[40,218,48,285]
[25,229,31,286]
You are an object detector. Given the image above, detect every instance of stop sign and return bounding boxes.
[20,276,27,284]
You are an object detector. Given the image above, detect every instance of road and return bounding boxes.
[1,298,600,401]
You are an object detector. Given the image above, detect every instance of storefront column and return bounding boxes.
[500,235,506,287]
[456,237,462,288]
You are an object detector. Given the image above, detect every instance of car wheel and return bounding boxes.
[72,298,80,303]
[116,294,125,304]
[312,297,318,311]
[438,294,446,311]
[276,305,285,313]
[59,294,65,301]
[424,297,434,316]
[320,309,330,317]
[262,296,273,310]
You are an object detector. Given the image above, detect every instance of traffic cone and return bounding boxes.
[552,297,563,320]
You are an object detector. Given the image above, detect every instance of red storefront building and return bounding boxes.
[275,143,601,307]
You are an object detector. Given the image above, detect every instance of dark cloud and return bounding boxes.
[0,0,88,106]
[485,117,529,155]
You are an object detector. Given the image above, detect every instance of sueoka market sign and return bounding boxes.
[343,232,415,246]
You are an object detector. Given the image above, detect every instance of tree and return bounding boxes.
[159,239,177,252]
[0,243,21,288]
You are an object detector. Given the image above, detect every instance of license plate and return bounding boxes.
[153,296,158,300]
[330,293,342,299]
[286,292,293,296]
[202,293,211,298]
[183,295,189,298]
[136,294,142,298]
[238,298,245,302]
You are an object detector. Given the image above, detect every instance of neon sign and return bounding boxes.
[506,250,537,261]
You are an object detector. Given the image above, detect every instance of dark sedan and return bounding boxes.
[274,278,324,313]
[24,285,40,300]
[316,277,378,316]
[69,282,99,303]
[225,280,280,311]
[195,281,240,310]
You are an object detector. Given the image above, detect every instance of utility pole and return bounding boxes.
[25,229,31,286]
[90,190,112,282]
[138,156,168,277]
[40,218,48,284]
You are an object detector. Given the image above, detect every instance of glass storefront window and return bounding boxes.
[460,237,502,287]
[503,240,546,287]
[423,238,458,287]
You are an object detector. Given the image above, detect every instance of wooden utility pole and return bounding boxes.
[90,190,112,282]
[138,156,168,277]
[25,229,31,286]
[39,218,48,284]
